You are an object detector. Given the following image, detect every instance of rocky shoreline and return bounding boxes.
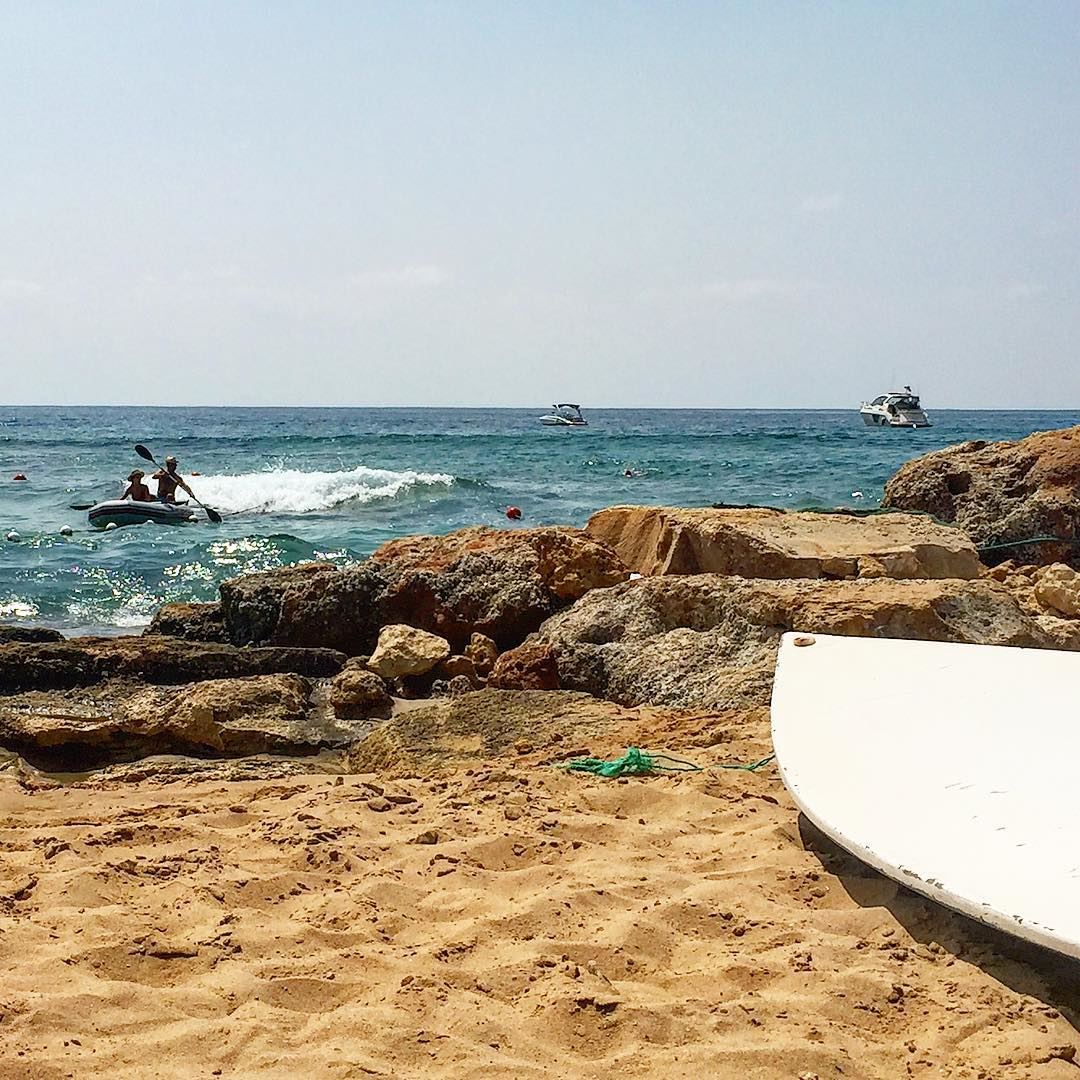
[2,425,1080,1076]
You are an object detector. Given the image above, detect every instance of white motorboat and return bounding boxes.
[539,404,588,427]
[859,387,931,428]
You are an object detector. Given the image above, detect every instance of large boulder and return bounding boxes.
[144,602,226,643]
[883,426,1080,566]
[0,635,346,691]
[369,526,629,650]
[368,624,451,679]
[586,505,982,580]
[0,674,366,769]
[217,527,629,655]
[219,562,384,651]
[537,575,1067,710]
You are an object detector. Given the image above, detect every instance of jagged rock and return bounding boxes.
[446,674,475,697]
[538,575,1067,710]
[0,674,367,769]
[328,665,393,720]
[1033,563,1080,618]
[0,635,346,691]
[145,602,226,643]
[369,526,629,650]
[883,425,1080,566]
[464,633,499,677]
[219,561,384,650]
[369,624,451,679]
[0,625,63,644]
[586,506,982,579]
[487,642,560,691]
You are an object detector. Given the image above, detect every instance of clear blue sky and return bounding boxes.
[1,2,1077,407]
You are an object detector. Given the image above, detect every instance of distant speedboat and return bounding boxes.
[539,403,588,427]
[859,387,931,428]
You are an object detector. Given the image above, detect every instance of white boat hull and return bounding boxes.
[88,499,197,529]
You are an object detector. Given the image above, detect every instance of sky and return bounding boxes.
[1,2,1078,408]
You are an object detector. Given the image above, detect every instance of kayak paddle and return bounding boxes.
[134,444,222,524]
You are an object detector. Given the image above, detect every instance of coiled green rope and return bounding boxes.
[559,747,775,778]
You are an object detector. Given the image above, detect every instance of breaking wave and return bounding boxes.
[186,465,456,515]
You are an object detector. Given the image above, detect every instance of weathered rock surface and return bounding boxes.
[0,635,346,691]
[216,527,628,654]
[464,633,498,677]
[368,624,451,679]
[487,642,561,691]
[1033,563,1080,618]
[537,575,1068,710]
[369,526,629,650]
[0,625,64,644]
[883,425,1080,566]
[144,602,226,643]
[348,689,627,775]
[0,674,367,769]
[586,505,982,580]
[327,665,393,720]
[436,654,481,686]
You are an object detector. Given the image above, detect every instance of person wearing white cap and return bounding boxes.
[152,455,194,504]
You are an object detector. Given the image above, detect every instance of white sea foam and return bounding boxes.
[0,599,40,619]
[186,465,455,515]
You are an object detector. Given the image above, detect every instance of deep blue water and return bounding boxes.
[1,406,1076,632]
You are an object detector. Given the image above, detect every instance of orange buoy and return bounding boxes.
[505,506,522,520]
[12,473,26,481]
[190,471,201,476]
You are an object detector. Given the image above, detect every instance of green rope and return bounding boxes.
[559,747,774,778]
[977,535,1080,553]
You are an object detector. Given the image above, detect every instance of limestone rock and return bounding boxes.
[0,674,367,769]
[436,654,481,686]
[370,526,628,649]
[369,624,451,679]
[1033,563,1080,618]
[0,635,346,692]
[328,665,393,720]
[464,632,499,677]
[145,602,226,643]
[883,425,1080,566]
[586,506,982,580]
[538,575,1066,710]
[487,642,560,691]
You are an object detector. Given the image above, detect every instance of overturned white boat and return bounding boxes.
[860,387,931,428]
[88,499,197,529]
[539,403,588,427]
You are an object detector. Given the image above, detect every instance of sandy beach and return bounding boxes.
[1,696,1077,1079]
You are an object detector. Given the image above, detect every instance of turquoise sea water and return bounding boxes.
[1,406,1076,634]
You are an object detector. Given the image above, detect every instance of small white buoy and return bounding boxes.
[59,525,73,536]
[851,491,864,499]
[6,530,20,542]
[105,522,118,531]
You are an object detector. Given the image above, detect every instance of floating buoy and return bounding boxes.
[104,522,118,531]
[59,525,73,536]
[12,474,26,481]
[505,506,522,520]
[6,530,20,542]
[190,471,200,476]
[851,491,864,499]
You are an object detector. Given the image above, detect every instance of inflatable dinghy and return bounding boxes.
[87,499,197,529]
[771,632,1080,960]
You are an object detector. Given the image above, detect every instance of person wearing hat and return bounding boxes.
[121,469,153,502]
[152,455,194,504]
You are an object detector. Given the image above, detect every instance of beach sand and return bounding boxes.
[0,706,1076,1079]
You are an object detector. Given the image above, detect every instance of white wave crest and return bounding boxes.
[185,465,455,515]
[0,598,40,619]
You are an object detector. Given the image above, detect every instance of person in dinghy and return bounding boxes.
[152,455,194,504]
[121,469,154,502]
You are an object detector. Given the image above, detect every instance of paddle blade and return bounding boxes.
[134,444,154,462]
[69,503,94,511]
[205,507,222,524]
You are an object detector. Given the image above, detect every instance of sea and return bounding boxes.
[1,406,1076,636]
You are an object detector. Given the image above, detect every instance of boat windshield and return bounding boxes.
[869,395,887,406]
[894,396,920,409]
